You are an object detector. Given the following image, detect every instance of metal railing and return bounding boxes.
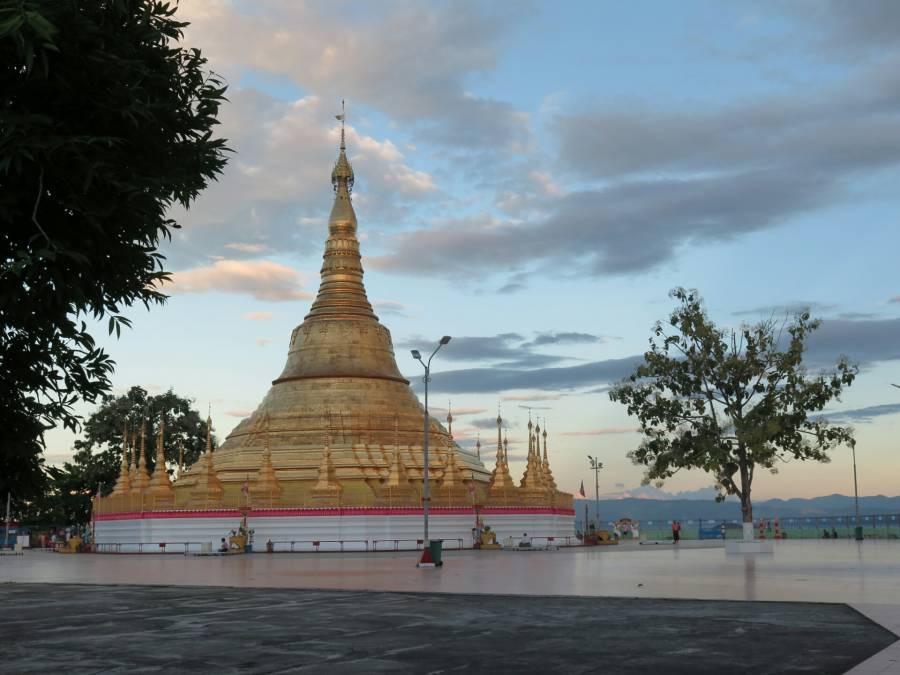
[266,539,370,552]
[586,514,900,541]
[94,541,207,555]
[91,534,575,554]
[372,539,424,551]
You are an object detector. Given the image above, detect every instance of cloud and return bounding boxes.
[371,169,833,278]
[827,403,900,423]
[558,428,639,436]
[371,48,900,282]
[890,296,900,304]
[430,406,487,417]
[554,55,900,182]
[783,1,900,56]
[501,393,564,402]
[374,300,407,316]
[471,417,503,430]
[164,91,439,267]
[526,332,610,347]
[243,311,274,321]
[419,355,641,394]
[225,242,268,254]
[399,332,566,369]
[180,2,534,153]
[225,410,252,418]
[256,338,273,347]
[806,317,900,367]
[733,301,837,317]
[417,317,900,403]
[399,332,616,373]
[167,260,312,302]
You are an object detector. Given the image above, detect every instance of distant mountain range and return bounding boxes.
[574,494,900,527]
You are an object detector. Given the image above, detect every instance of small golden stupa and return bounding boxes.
[95,113,572,519]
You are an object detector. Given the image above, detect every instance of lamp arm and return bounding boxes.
[427,342,443,368]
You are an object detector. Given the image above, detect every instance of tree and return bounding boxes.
[20,386,214,526]
[0,1,229,505]
[609,288,857,541]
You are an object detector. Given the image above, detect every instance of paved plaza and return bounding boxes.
[2,541,899,673]
[2,583,893,674]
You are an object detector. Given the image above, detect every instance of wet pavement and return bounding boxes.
[1,583,894,674]
[2,540,900,605]
[4,541,900,673]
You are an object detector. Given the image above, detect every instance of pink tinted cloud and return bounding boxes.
[244,311,274,321]
[501,393,562,401]
[167,259,312,302]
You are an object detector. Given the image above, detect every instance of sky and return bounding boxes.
[46,0,900,501]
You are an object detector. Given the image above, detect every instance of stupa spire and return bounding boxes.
[191,412,223,504]
[128,422,137,484]
[311,414,342,503]
[542,421,557,491]
[306,98,370,321]
[488,413,515,492]
[112,421,132,495]
[255,412,282,504]
[131,418,151,493]
[148,412,174,498]
[206,412,213,455]
[273,100,409,387]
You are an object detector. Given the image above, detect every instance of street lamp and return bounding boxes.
[587,455,603,533]
[851,441,863,541]
[411,336,451,546]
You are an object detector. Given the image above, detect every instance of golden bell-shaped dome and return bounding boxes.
[174,113,490,509]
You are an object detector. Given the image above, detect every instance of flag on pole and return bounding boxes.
[579,480,586,498]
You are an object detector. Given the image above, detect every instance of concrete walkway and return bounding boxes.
[3,540,899,672]
[1,583,893,674]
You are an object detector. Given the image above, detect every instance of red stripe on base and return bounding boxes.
[95,506,576,521]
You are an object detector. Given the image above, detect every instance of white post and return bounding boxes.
[742,522,754,542]
[422,368,430,544]
[4,492,10,548]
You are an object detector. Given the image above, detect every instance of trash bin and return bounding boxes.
[428,539,444,566]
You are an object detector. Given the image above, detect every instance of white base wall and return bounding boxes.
[95,511,576,553]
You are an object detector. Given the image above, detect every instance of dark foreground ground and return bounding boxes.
[1,583,894,674]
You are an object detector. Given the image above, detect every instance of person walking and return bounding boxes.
[672,521,681,543]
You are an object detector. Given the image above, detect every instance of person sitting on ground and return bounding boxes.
[519,532,531,547]
[822,529,830,539]
[831,527,839,539]
[219,537,228,552]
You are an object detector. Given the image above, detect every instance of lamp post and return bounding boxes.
[411,336,451,546]
[587,455,603,533]
[852,441,863,541]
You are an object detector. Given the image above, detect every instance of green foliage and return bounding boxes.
[0,0,229,504]
[609,288,857,523]
[20,386,214,525]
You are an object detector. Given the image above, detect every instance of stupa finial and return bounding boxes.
[331,100,354,193]
[447,402,453,440]
[339,99,346,149]
[206,411,213,456]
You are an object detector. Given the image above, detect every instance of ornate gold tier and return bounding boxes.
[95,117,572,516]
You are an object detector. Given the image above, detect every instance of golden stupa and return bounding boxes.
[96,117,572,518]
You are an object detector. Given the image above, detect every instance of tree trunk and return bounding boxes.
[739,461,754,542]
